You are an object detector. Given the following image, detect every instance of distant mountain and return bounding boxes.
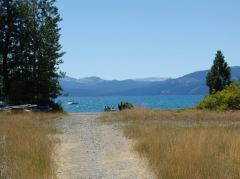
[60,66,240,96]
[134,77,170,82]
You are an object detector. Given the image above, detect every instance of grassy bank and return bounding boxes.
[0,112,61,179]
[101,109,240,179]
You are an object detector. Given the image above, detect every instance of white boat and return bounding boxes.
[67,101,78,105]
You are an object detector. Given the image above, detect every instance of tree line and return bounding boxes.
[0,0,64,106]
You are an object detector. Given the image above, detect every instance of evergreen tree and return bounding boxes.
[0,0,64,106]
[0,0,19,101]
[34,0,64,105]
[7,0,32,103]
[206,51,231,94]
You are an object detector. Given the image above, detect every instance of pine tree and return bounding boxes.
[0,0,64,107]
[206,51,231,94]
[33,0,64,105]
[7,0,32,103]
[0,0,19,101]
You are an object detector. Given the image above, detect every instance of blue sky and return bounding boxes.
[57,0,240,80]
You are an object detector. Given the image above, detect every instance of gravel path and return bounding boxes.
[55,113,153,179]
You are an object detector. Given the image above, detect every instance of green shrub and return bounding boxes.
[49,101,64,112]
[197,83,240,111]
[118,101,134,111]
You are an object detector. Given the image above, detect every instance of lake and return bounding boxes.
[56,95,204,112]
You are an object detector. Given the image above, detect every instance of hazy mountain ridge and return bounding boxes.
[60,66,240,96]
[134,77,170,82]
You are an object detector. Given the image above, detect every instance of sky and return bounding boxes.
[57,0,240,80]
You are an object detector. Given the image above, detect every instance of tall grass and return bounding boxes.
[102,109,240,179]
[0,112,61,179]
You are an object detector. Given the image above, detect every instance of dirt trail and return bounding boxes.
[55,113,153,179]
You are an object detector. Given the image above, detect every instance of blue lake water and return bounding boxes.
[56,95,204,112]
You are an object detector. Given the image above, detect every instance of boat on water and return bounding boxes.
[67,101,79,105]
[104,106,116,112]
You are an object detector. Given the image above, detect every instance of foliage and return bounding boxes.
[206,51,231,94]
[197,83,240,111]
[0,0,64,106]
[118,101,134,111]
[49,100,64,112]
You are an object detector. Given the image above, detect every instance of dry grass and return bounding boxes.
[102,109,240,179]
[0,111,62,179]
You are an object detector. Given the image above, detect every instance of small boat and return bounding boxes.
[104,106,116,112]
[67,101,79,105]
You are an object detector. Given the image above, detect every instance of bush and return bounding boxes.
[49,101,64,112]
[197,83,240,111]
[118,101,134,111]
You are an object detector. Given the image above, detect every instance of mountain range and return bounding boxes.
[60,66,240,96]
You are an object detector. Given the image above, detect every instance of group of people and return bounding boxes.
[104,106,116,112]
